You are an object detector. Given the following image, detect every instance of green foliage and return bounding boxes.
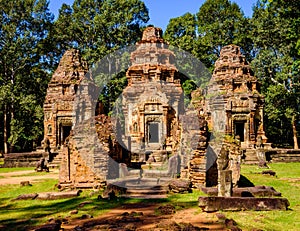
[251,0,300,148]
[196,0,253,69]
[51,0,149,115]
[165,0,252,72]
[0,0,54,152]
[164,13,197,53]
[165,0,300,147]
[52,0,149,65]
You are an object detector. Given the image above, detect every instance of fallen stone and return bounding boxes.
[70,210,78,215]
[34,221,61,231]
[225,218,241,231]
[169,179,192,193]
[262,170,276,176]
[81,214,93,219]
[78,201,93,207]
[198,196,290,212]
[36,190,81,200]
[14,193,38,200]
[201,186,281,197]
[157,204,176,215]
[20,181,31,186]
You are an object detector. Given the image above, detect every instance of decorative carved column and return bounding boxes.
[249,112,256,143]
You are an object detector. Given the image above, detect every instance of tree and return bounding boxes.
[51,0,149,65]
[0,0,54,153]
[251,0,300,148]
[164,0,252,72]
[164,13,197,53]
[195,0,252,70]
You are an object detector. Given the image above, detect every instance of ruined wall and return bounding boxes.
[181,89,208,187]
[3,152,48,168]
[59,114,123,187]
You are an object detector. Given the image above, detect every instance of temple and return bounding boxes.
[206,45,267,149]
[43,27,268,188]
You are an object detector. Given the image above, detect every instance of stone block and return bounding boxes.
[198,196,290,212]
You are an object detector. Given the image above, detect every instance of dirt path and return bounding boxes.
[62,203,227,231]
[0,169,58,185]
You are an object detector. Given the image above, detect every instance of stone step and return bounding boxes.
[126,188,168,195]
[109,177,170,199]
[243,150,259,164]
[122,187,168,199]
[121,194,167,199]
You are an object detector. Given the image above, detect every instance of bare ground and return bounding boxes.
[0,169,59,185]
[62,203,228,230]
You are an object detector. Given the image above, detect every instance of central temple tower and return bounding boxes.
[122,27,184,159]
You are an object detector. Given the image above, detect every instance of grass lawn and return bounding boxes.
[0,163,299,230]
[0,167,35,173]
[224,163,300,231]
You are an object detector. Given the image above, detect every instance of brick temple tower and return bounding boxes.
[43,49,88,150]
[207,45,267,149]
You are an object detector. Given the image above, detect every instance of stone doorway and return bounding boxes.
[234,122,245,142]
[148,122,159,143]
[59,125,72,146]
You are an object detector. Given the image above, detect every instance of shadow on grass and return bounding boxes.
[0,196,162,230]
[238,174,255,187]
[0,194,202,231]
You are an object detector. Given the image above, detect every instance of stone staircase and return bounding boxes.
[266,149,300,162]
[47,152,61,169]
[243,149,259,164]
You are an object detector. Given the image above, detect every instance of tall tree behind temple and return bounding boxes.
[251,0,300,148]
[164,0,252,109]
[165,0,252,72]
[164,13,197,54]
[196,0,253,70]
[51,0,149,65]
[0,0,54,153]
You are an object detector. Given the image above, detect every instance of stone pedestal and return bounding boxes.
[256,148,266,164]
[217,170,232,197]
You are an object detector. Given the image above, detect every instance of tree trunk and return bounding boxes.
[9,110,14,153]
[3,105,8,154]
[292,115,299,149]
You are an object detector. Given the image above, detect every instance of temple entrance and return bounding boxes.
[234,122,245,142]
[148,122,159,143]
[59,125,72,146]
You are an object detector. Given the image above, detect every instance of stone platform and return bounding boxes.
[266,149,300,162]
[3,152,48,168]
[198,196,290,212]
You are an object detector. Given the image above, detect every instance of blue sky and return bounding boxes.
[49,0,257,31]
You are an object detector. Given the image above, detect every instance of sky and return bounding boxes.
[49,0,257,31]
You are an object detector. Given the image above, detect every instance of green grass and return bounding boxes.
[0,167,35,173]
[224,163,300,231]
[0,163,300,231]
